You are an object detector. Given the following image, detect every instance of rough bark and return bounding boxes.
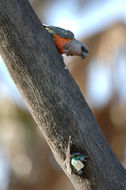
[0,1,126,190]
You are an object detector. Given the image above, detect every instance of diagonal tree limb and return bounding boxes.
[0,1,126,190]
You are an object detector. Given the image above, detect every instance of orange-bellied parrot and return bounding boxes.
[44,24,89,59]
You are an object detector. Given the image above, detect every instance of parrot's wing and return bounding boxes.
[43,24,55,36]
[43,24,74,39]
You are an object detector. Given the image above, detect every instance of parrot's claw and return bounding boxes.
[60,55,68,70]
[60,55,64,62]
[64,49,69,55]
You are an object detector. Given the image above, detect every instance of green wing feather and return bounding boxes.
[43,24,74,39]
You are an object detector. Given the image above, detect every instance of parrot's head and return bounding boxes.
[64,39,89,59]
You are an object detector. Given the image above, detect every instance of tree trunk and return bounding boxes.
[0,1,126,189]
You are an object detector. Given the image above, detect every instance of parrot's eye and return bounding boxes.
[81,45,89,53]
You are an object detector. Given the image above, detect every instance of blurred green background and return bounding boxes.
[0,0,126,189]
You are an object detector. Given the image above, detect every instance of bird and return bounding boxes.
[43,24,89,59]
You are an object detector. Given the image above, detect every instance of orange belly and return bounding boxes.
[54,34,71,54]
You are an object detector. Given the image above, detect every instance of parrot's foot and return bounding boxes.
[60,55,68,70]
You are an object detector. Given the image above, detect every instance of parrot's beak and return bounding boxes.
[80,45,89,59]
